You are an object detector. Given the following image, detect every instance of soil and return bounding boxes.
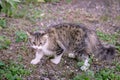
[0,0,120,80]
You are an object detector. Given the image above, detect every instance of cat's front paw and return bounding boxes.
[80,63,90,71]
[50,58,60,64]
[31,59,40,65]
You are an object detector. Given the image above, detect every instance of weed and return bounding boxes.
[77,61,84,67]
[96,31,118,45]
[27,8,43,22]
[96,31,120,53]
[116,63,120,71]
[14,8,28,18]
[95,68,120,80]
[0,0,20,17]
[24,0,38,3]
[22,0,71,3]
[73,67,120,80]
[100,15,109,22]
[45,0,59,2]
[73,70,94,80]
[44,0,72,3]
[17,55,23,62]
[0,18,6,28]
[66,0,72,3]
[20,45,28,51]
[0,60,31,80]
[15,31,28,42]
[0,35,11,49]
[115,15,120,21]
[73,31,120,80]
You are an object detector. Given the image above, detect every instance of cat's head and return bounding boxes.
[27,31,48,50]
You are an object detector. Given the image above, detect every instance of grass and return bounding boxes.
[97,31,120,52]
[73,64,120,80]
[73,31,120,80]
[0,60,31,80]
[15,31,28,42]
[96,31,118,45]
[0,18,6,28]
[115,15,120,21]
[0,35,11,49]
[0,2,120,80]
[100,15,109,22]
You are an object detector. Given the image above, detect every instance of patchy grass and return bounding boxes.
[0,35,11,49]
[73,70,94,80]
[73,31,120,80]
[0,1,120,80]
[14,8,28,18]
[96,31,120,53]
[73,64,120,80]
[100,15,109,22]
[26,4,43,22]
[0,18,6,28]
[96,31,118,44]
[0,0,20,17]
[0,60,31,80]
[15,31,28,42]
[115,15,120,21]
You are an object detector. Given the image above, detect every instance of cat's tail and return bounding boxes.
[86,30,116,61]
[96,44,116,61]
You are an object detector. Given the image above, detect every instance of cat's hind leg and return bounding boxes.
[80,54,90,71]
[50,53,63,64]
[31,51,44,65]
[50,42,64,64]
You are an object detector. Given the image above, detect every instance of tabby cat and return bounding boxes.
[27,23,115,71]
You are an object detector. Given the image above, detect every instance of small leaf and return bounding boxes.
[0,61,5,66]
[77,61,84,67]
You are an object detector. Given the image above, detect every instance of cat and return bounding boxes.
[27,23,115,71]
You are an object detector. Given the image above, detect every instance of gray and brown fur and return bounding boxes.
[27,23,115,70]
[45,23,115,60]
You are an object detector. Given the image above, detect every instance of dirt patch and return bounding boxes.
[0,0,120,80]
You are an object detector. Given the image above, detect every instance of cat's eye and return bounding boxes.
[33,42,36,45]
[39,42,42,45]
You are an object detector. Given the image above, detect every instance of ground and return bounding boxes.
[0,0,120,80]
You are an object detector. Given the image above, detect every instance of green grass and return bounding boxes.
[73,65,120,80]
[15,31,28,42]
[73,70,95,80]
[73,31,120,80]
[0,18,6,28]
[27,8,43,22]
[97,31,120,52]
[115,15,120,21]
[0,35,11,49]
[14,8,28,18]
[0,0,20,17]
[0,60,31,80]
[100,15,109,22]
[96,31,118,45]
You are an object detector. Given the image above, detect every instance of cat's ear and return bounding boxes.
[43,34,48,39]
[39,30,46,34]
[26,31,33,38]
